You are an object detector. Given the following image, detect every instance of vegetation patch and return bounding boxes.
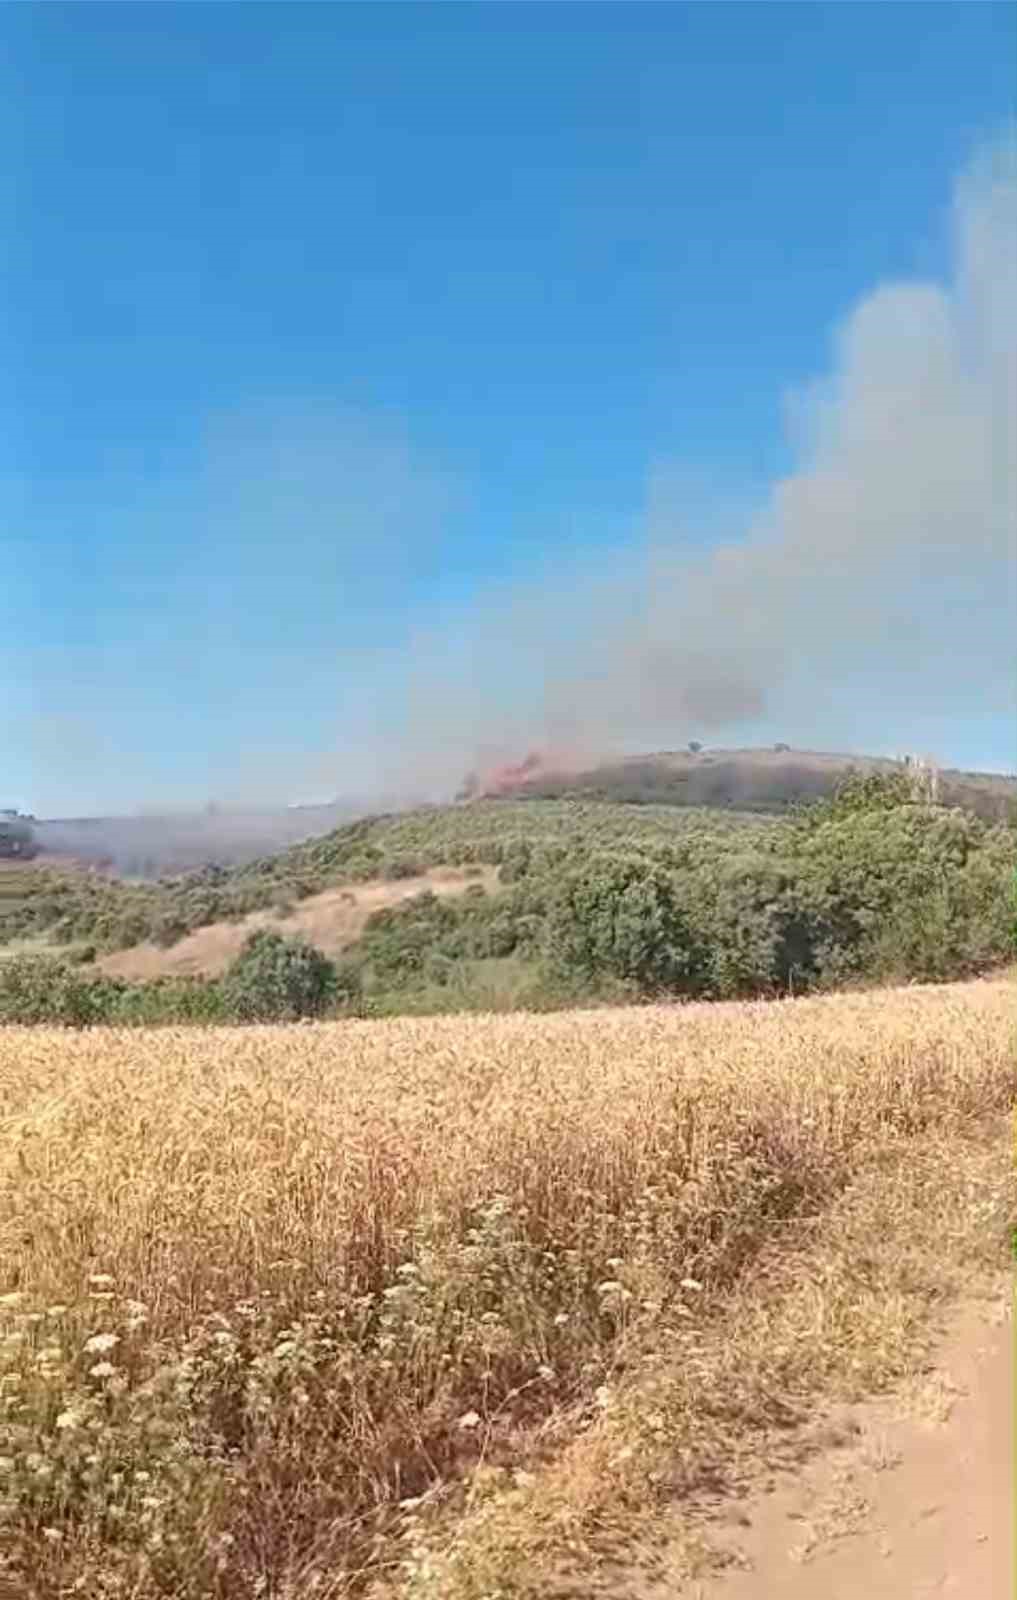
[1,774,1013,1024]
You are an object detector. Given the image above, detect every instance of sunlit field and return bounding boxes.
[2,975,1013,1598]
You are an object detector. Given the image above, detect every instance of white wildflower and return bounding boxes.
[123,1300,148,1329]
[83,1332,119,1355]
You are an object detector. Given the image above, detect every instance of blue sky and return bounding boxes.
[3,3,1015,815]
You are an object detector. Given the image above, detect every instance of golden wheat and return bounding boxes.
[0,975,1013,1598]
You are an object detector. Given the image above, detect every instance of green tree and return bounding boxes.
[545,857,702,994]
[693,854,823,998]
[794,767,913,832]
[221,931,342,1021]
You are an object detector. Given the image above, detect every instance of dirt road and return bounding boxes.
[689,1296,1013,1599]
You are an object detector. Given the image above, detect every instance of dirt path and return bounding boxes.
[685,1295,1013,1599]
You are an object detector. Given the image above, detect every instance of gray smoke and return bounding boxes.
[357,131,1016,795]
[10,133,1016,824]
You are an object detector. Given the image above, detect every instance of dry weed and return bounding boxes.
[0,974,1013,1597]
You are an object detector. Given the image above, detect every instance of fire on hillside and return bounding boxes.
[455,748,592,801]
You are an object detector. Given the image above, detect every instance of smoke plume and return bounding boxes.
[364,131,1016,797]
[7,134,1015,822]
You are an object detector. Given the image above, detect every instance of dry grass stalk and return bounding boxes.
[0,974,1013,1597]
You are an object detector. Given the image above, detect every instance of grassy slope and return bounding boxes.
[30,749,1016,878]
[2,973,1012,1598]
[4,768,1013,992]
[98,866,500,980]
[0,801,777,958]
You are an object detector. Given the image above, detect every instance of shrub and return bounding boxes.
[221,931,341,1022]
[151,915,190,949]
[110,976,228,1026]
[794,767,912,832]
[692,854,824,998]
[545,857,703,995]
[795,804,986,968]
[498,842,534,884]
[357,893,460,985]
[0,957,123,1027]
[381,856,425,881]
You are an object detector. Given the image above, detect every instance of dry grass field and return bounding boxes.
[97,866,500,982]
[1,975,1014,1598]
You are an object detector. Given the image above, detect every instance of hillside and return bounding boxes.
[489,745,1017,821]
[28,748,1017,878]
[0,801,775,967]
[99,865,500,980]
[2,766,1014,1026]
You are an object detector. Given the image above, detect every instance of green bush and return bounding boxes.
[0,957,123,1027]
[792,767,912,833]
[794,804,990,977]
[381,856,426,881]
[113,977,228,1026]
[151,914,190,949]
[498,842,534,884]
[357,892,461,985]
[545,857,703,995]
[691,854,825,998]
[220,931,342,1022]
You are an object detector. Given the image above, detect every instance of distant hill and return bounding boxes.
[487,747,1016,823]
[27,748,1015,880]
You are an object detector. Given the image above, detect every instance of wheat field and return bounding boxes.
[1,975,1013,1598]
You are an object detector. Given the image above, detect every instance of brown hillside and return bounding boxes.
[505,746,1016,820]
[98,864,499,980]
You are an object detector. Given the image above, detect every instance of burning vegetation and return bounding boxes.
[455,750,593,802]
